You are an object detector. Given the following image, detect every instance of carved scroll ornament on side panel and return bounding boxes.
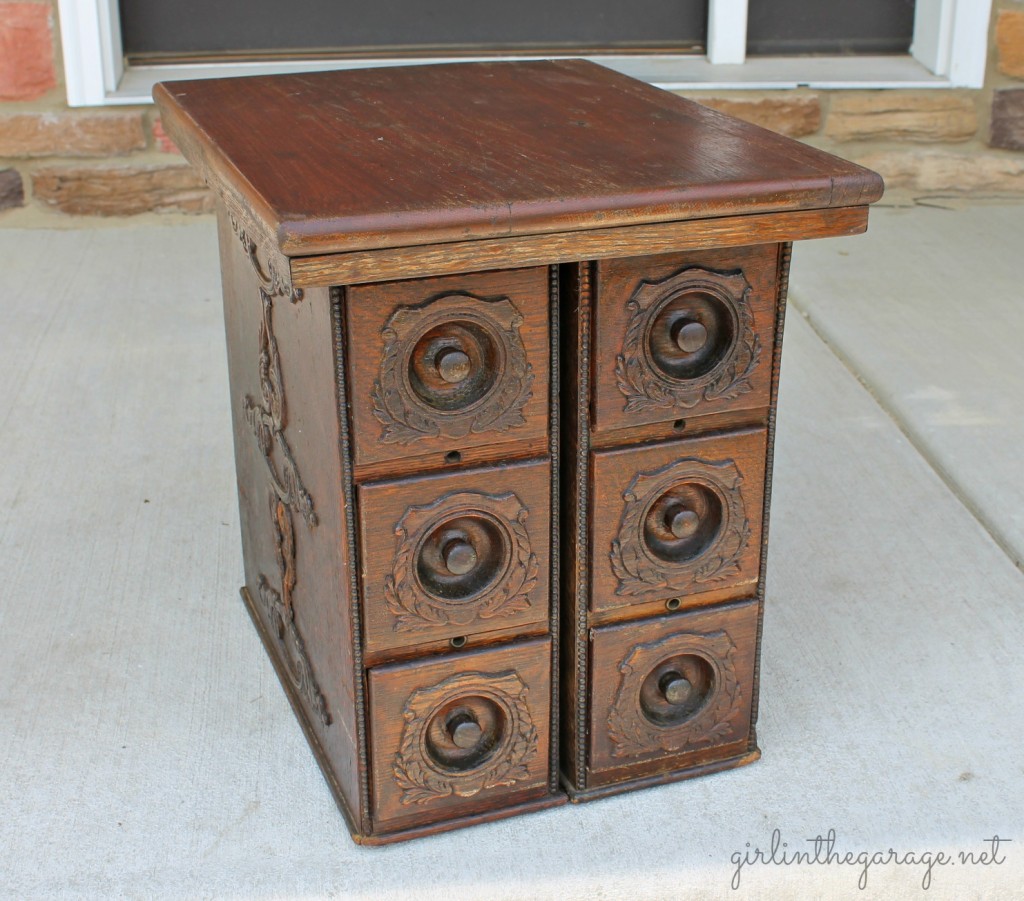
[230,213,303,303]
[244,283,330,727]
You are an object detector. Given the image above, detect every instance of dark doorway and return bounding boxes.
[747,0,916,56]
[120,0,707,61]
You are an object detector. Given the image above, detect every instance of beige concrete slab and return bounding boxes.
[1,224,1022,899]
[788,202,1024,569]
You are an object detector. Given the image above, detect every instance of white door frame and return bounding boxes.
[57,0,993,107]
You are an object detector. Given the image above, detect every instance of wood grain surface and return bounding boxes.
[368,637,552,832]
[148,57,889,840]
[358,459,551,656]
[346,267,550,472]
[587,599,758,786]
[590,427,768,612]
[154,59,883,256]
[289,206,869,287]
[216,210,367,825]
[593,243,780,434]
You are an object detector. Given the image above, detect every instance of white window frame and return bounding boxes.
[58,0,993,107]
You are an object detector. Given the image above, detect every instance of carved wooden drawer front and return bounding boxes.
[368,636,552,831]
[593,245,779,435]
[347,266,550,471]
[590,428,767,613]
[358,459,550,655]
[588,599,757,783]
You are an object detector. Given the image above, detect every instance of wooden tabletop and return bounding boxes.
[154,59,883,257]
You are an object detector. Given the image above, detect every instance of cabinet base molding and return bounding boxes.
[561,746,761,804]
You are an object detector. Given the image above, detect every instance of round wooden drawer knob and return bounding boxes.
[667,507,700,540]
[661,674,693,706]
[449,715,483,749]
[672,319,708,354]
[436,348,472,383]
[443,539,478,575]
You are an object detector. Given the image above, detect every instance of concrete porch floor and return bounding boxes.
[1,203,1022,899]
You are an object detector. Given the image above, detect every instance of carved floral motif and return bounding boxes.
[393,671,538,806]
[384,491,539,633]
[615,267,760,413]
[611,457,750,597]
[606,630,741,758]
[372,292,534,444]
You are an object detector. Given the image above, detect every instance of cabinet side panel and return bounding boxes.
[216,210,363,828]
[748,241,790,745]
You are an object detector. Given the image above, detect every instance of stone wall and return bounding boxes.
[684,2,1024,199]
[1,0,1023,222]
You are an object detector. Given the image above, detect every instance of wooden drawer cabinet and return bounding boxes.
[156,58,881,843]
[560,259,781,800]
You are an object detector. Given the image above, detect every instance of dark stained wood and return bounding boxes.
[354,434,549,485]
[153,59,883,256]
[367,637,552,832]
[362,619,550,670]
[216,208,366,827]
[289,205,869,287]
[214,188,565,844]
[586,599,759,788]
[358,458,552,655]
[346,266,550,471]
[358,794,566,846]
[557,262,592,792]
[590,406,769,452]
[593,244,780,434]
[590,428,768,612]
[558,240,781,800]
[564,747,760,802]
[747,241,794,751]
[169,58,881,843]
[587,581,760,629]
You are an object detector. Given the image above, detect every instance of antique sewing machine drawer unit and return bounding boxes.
[155,58,882,844]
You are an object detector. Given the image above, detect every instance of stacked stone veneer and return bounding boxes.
[2,0,1024,219]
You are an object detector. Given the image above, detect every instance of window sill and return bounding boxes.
[107,53,949,105]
